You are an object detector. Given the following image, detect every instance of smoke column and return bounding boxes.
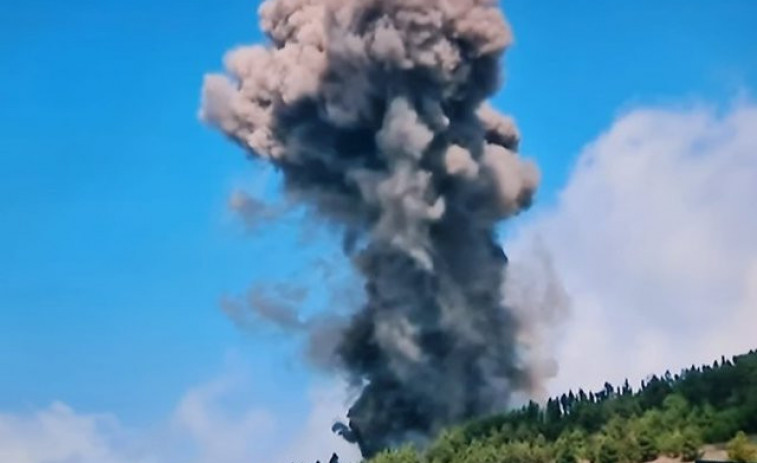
[201,0,544,457]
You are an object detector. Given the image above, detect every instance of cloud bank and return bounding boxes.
[508,102,757,394]
[0,366,359,463]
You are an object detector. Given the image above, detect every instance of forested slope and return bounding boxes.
[369,349,757,463]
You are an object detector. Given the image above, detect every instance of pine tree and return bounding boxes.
[680,426,703,462]
[636,425,660,462]
[597,437,622,463]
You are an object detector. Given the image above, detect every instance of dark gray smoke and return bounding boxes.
[201,0,546,457]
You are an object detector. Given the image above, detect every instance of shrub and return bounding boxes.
[727,432,757,463]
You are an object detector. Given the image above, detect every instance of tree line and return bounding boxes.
[368,349,757,463]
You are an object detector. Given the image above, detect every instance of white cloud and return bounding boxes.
[508,102,757,395]
[0,366,360,463]
[0,402,153,463]
[171,371,278,463]
[168,368,360,463]
[275,386,361,463]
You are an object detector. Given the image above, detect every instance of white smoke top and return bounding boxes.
[201,0,555,457]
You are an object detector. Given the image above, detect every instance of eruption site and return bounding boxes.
[201,0,549,457]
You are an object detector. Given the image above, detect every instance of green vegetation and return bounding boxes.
[726,432,757,463]
[369,349,757,463]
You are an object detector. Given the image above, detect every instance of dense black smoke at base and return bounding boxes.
[201,0,550,458]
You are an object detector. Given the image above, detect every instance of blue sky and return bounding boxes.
[0,1,756,460]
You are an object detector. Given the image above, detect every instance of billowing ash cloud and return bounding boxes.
[201,0,546,457]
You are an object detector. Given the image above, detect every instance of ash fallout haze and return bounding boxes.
[201,0,557,457]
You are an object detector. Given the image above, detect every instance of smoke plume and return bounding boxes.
[201,0,546,457]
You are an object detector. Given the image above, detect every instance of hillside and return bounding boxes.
[368,349,757,463]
